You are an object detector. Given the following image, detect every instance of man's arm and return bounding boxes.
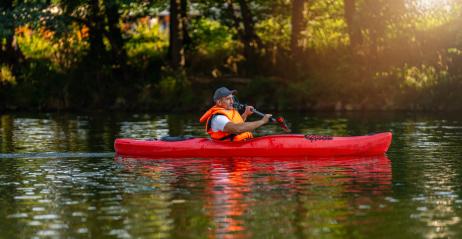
[224,114,272,134]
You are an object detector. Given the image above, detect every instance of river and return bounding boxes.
[1,112,461,238]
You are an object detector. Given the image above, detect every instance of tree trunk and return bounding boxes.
[234,0,263,74]
[363,0,383,60]
[291,0,305,57]
[73,0,107,107]
[344,0,362,49]
[226,0,245,40]
[2,34,25,69]
[168,0,185,69]
[103,0,129,80]
[236,0,261,59]
[0,0,25,74]
[87,0,106,62]
[180,0,191,49]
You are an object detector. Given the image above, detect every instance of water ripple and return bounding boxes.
[0,152,114,159]
[1,113,462,238]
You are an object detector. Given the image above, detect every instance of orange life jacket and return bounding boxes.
[199,106,253,141]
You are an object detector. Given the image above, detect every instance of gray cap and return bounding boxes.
[213,87,237,102]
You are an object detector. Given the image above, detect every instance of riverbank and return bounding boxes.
[2,72,462,112]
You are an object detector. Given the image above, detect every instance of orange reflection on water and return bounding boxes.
[204,159,253,239]
[117,155,392,238]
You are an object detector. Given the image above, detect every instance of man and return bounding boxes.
[199,87,272,141]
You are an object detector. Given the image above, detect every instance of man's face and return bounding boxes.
[216,95,234,110]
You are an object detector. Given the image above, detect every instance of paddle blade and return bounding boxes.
[276,117,291,133]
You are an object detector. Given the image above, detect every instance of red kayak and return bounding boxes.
[114,132,392,158]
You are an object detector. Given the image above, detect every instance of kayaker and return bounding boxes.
[199,87,272,141]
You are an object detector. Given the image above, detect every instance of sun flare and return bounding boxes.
[414,0,452,11]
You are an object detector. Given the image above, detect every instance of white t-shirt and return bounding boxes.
[210,115,230,132]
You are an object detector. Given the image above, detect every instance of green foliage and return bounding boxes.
[400,64,445,89]
[190,18,236,56]
[156,67,194,111]
[256,16,290,51]
[2,0,462,111]
[17,28,57,59]
[304,0,349,51]
[406,0,461,31]
[0,65,16,85]
[187,18,241,76]
[125,18,168,68]
[120,1,169,18]
[373,63,451,110]
[51,24,89,71]
[16,25,88,72]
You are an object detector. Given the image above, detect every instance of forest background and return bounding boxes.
[1,0,462,112]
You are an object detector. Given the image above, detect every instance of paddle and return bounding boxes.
[233,101,291,133]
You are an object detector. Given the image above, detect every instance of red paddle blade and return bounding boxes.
[276,117,291,133]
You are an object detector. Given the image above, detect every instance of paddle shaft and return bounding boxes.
[234,102,275,122]
[234,102,291,132]
[250,108,277,123]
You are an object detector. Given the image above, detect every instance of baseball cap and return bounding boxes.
[213,87,237,102]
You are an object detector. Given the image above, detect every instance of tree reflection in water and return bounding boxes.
[116,155,392,238]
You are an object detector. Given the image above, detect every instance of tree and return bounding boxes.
[104,0,128,76]
[180,0,191,49]
[291,0,306,57]
[86,0,107,62]
[0,0,25,74]
[239,0,263,63]
[344,0,362,49]
[168,0,186,69]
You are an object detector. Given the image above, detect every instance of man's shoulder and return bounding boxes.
[211,114,230,131]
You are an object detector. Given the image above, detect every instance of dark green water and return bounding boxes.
[1,112,462,238]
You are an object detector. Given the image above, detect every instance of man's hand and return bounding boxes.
[241,105,254,121]
[243,105,254,116]
[261,114,272,124]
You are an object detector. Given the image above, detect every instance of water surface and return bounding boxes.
[1,112,462,238]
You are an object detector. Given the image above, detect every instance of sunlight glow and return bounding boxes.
[408,0,457,30]
[414,0,452,12]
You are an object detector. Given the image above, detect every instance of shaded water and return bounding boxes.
[1,112,462,238]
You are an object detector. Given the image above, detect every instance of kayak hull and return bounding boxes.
[114,132,392,158]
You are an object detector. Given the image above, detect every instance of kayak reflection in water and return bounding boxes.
[199,87,272,142]
[115,156,392,238]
